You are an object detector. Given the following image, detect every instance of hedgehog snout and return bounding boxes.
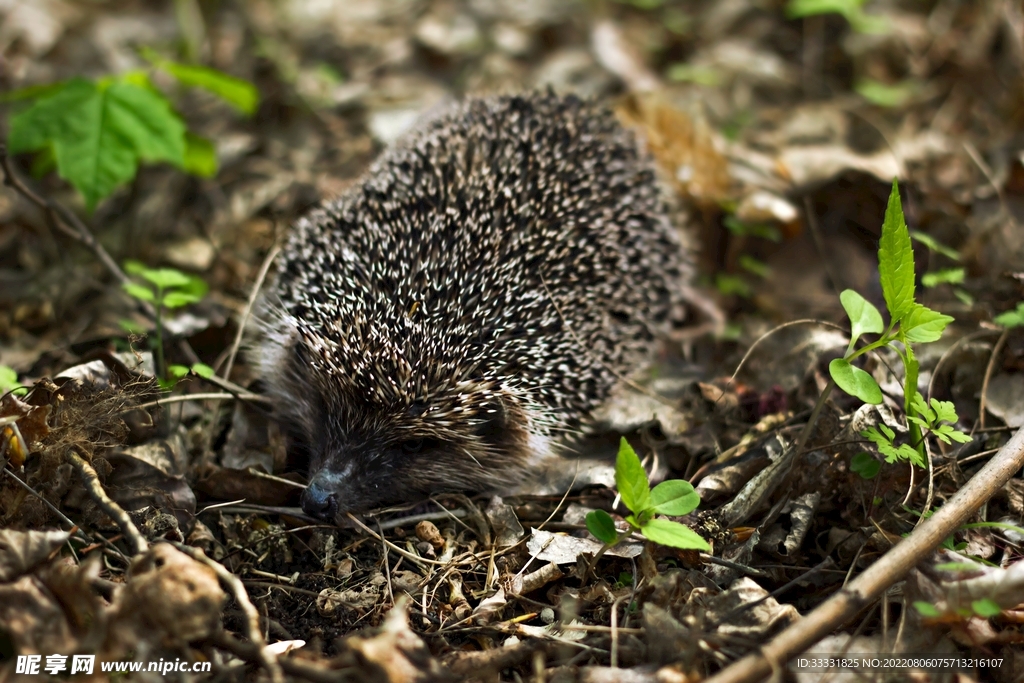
[301,468,343,520]
[299,473,339,520]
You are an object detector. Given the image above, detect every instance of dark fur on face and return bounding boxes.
[251,92,691,519]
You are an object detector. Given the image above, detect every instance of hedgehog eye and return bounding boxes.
[400,438,438,454]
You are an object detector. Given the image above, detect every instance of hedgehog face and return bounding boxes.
[269,333,539,518]
[297,395,537,519]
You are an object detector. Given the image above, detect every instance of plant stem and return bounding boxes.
[154,289,166,382]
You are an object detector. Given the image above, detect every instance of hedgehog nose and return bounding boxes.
[301,480,339,520]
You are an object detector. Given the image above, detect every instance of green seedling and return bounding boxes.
[4,55,257,210]
[0,365,27,396]
[585,438,710,553]
[994,302,1024,328]
[121,261,208,387]
[829,180,969,467]
[850,452,880,479]
[786,0,889,34]
[166,362,215,383]
[914,597,1002,620]
[854,78,919,108]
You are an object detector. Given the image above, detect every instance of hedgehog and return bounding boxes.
[252,91,695,520]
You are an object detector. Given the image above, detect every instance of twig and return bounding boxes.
[176,544,284,683]
[704,425,1024,683]
[132,391,264,410]
[0,145,129,287]
[210,631,339,683]
[609,593,629,668]
[979,328,1008,429]
[730,320,848,385]
[66,446,147,555]
[346,512,465,567]
[220,242,281,381]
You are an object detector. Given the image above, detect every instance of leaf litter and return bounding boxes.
[1,0,1024,681]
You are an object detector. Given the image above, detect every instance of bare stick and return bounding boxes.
[210,631,335,683]
[979,328,1008,429]
[705,425,1024,683]
[0,145,129,286]
[66,447,148,555]
[221,242,281,381]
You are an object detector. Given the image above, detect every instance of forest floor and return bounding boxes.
[1,0,1023,681]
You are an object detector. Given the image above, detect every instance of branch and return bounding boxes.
[706,425,1024,683]
[0,145,129,286]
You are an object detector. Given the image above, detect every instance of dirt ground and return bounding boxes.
[1,0,1024,681]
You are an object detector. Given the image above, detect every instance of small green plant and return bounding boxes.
[829,180,970,467]
[5,54,258,210]
[166,362,216,383]
[850,452,881,479]
[0,365,27,396]
[786,0,889,34]
[585,438,710,552]
[121,260,208,387]
[994,302,1024,328]
[854,78,919,108]
[912,598,1002,619]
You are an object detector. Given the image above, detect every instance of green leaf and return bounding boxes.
[910,392,935,425]
[154,58,259,115]
[665,63,722,86]
[167,364,190,380]
[162,291,202,308]
[929,398,958,425]
[140,267,192,290]
[715,274,752,298]
[585,510,619,544]
[180,274,210,299]
[123,260,149,276]
[738,255,771,278]
[901,304,954,343]
[0,80,68,103]
[639,518,710,551]
[994,302,1024,329]
[861,426,890,449]
[29,145,56,178]
[910,230,960,261]
[971,598,1002,618]
[9,78,186,210]
[191,363,215,379]
[953,288,974,306]
[933,425,972,445]
[122,282,156,302]
[921,268,965,288]
[183,132,218,178]
[785,0,888,33]
[855,78,917,108]
[895,443,924,468]
[839,289,883,345]
[829,358,883,404]
[615,438,651,515]
[119,319,147,335]
[878,180,915,324]
[650,480,701,516]
[850,452,881,479]
[722,216,781,241]
[0,365,26,395]
[913,601,941,617]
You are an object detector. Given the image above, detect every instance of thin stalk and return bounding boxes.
[154,288,166,382]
